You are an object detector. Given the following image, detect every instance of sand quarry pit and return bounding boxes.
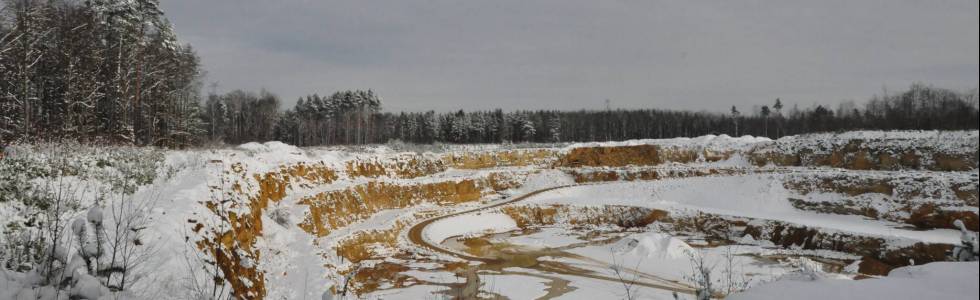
[195,132,975,299]
[4,132,974,300]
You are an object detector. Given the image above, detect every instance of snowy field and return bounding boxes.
[1,131,978,300]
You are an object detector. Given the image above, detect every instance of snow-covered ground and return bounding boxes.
[425,212,519,244]
[519,175,963,245]
[729,262,979,300]
[1,131,977,299]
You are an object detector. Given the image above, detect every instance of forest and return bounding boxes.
[3,0,979,148]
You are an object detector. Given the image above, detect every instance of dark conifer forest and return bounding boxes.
[3,0,978,147]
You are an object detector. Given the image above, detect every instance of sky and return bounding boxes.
[160,0,979,113]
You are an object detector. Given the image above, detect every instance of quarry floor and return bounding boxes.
[364,172,949,299]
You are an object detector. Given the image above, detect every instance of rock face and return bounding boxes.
[742,220,952,274]
[749,131,979,171]
[444,148,557,169]
[907,204,980,232]
[555,144,736,168]
[557,144,666,167]
[567,167,752,183]
[500,204,670,229]
[299,173,522,237]
[194,162,340,300]
[345,154,447,179]
[783,171,979,231]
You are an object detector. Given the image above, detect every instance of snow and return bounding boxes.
[71,218,86,236]
[499,267,682,300]
[523,175,962,245]
[236,141,302,154]
[558,231,798,293]
[611,231,694,260]
[425,212,520,243]
[361,284,449,299]
[50,244,70,263]
[513,169,576,193]
[3,132,977,299]
[506,227,584,248]
[729,262,979,300]
[479,273,550,299]
[69,273,106,300]
[7,287,59,300]
[564,134,772,152]
[86,206,103,225]
[401,269,465,284]
[753,130,980,157]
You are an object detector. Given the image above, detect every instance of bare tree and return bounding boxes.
[686,249,714,300]
[721,246,748,295]
[609,252,642,300]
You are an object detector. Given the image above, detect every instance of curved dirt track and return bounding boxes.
[406,184,697,296]
[407,185,572,262]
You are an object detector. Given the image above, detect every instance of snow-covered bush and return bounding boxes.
[951,219,979,262]
[1,167,81,273]
[1,142,168,299]
[1,203,153,300]
[268,203,291,227]
[2,142,167,194]
[2,142,163,272]
[685,249,715,300]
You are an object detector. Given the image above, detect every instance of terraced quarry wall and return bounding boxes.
[192,152,533,298]
[502,203,954,276]
[443,148,557,169]
[500,204,670,229]
[298,173,522,237]
[748,132,979,171]
[784,172,979,230]
[742,220,951,275]
[193,161,339,300]
[566,167,755,183]
[555,144,736,168]
[185,132,978,298]
[345,154,447,178]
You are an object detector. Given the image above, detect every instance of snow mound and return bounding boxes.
[237,141,301,154]
[564,134,772,152]
[517,169,576,192]
[611,232,694,259]
[424,212,519,243]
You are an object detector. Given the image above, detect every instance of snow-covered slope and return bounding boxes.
[729,262,979,300]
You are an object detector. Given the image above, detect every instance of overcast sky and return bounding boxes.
[160,0,979,113]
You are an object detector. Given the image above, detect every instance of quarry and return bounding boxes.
[2,131,978,299]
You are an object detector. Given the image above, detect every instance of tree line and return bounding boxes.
[3,1,977,147]
[203,83,978,147]
[1,0,203,147]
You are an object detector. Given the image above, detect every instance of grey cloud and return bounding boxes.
[160,0,979,112]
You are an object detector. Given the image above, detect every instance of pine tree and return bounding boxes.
[730,106,740,136]
[760,105,770,137]
[773,98,783,137]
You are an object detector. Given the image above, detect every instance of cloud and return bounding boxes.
[160,0,979,112]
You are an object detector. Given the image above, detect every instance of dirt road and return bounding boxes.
[407,185,571,261]
[406,184,697,297]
